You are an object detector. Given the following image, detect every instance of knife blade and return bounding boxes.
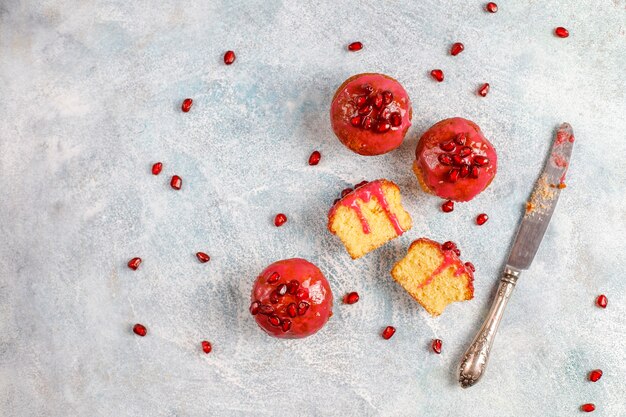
[506,122,574,270]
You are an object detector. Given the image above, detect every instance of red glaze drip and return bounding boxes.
[417,241,473,289]
[328,180,405,235]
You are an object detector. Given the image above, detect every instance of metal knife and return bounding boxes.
[458,122,575,388]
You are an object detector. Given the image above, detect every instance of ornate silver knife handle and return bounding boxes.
[458,267,520,388]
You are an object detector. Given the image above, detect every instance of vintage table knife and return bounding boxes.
[458,122,574,388]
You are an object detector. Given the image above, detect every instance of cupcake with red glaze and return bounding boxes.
[250,258,333,339]
[413,118,497,202]
[330,73,412,156]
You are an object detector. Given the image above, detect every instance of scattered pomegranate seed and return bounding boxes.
[580,403,595,413]
[476,213,489,225]
[450,42,465,56]
[268,315,281,327]
[478,83,490,97]
[196,252,210,263]
[296,288,309,301]
[473,155,490,166]
[286,303,297,318]
[465,261,476,272]
[201,340,212,354]
[442,241,456,251]
[224,50,236,65]
[555,27,569,38]
[344,292,360,304]
[267,272,280,284]
[454,248,461,256]
[297,301,310,316]
[308,150,321,166]
[127,257,142,270]
[281,318,292,332]
[441,200,454,213]
[249,301,261,315]
[485,2,498,13]
[170,175,182,190]
[151,162,163,175]
[596,294,607,308]
[382,326,396,340]
[181,98,193,112]
[133,323,147,336]
[588,369,603,382]
[430,69,444,82]
[448,168,460,183]
[274,213,287,227]
[432,338,442,354]
[348,41,363,51]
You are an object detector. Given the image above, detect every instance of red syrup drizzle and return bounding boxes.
[329,181,404,235]
[417,245,471,289]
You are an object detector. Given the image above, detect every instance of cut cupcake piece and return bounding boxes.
[391,238,474,316]
[328,179,412,259]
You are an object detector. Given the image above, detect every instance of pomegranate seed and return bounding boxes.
[127,257,142,270]
[355,96,368,106]
[448,168,460,183]
[258,305,274,315]
[473,155,490,166]
[181,98,193,112]
[286,303,297,318]
[382,326,396,340]
[276,283,288,296]
[341,188,353,198]
[459,146,473,157]
[269,292,279,304]
[343,292,360,304]
[460,164,470,178]
[296,288,309,300]
[389,112,402,127]
[287,280,300,295]
[478,83,490,97]
[151,162,163,175]
[455,134,467,146]
[170,175,182,190]
[223,50,236,65]
[249,301,261,315]
[382,91,393,105]
[442,241,456,251]
[308,150,321,166]
[376,121,391,133]
[358,104,373,116]
[133,323,147,337]
[476,213,489,225]
[354,180,369,188]
[201,340,212,354]
[274,213,287,227]
[470,166,480,178]
[196,252,210,263]
[430,69,444,82]
[361,116,373,130]
[281,318,292,332]
[596,294,607,308]
[348,41,363,51]
[452,155,465,167]
[589,369,603,382]
[372,94,384,109]
[580,404,595,413]
[350,115,362,127]
[432,338,442,354]
[555,27,569,38]
[297,301,310,316]
[441,200,454,213]
[267,272,280,284]
[437,154,452,166]
[485,2,498,13]
[454,248,461,256]
[268,315,281,327]
[450,42,465,56]
[440,141,456,152]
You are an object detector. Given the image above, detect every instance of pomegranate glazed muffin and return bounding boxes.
[249,258,333,339]
[391,238,474,316]
[330,73,412,156]
[328,179,412,259]
[413,117,497,201]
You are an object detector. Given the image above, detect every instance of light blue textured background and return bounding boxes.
[1,1,625,416]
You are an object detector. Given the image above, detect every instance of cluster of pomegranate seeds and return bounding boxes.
[223,50,236,65]
[308,150,321,166]
[430,69,444,82]
[476,213,489,225]
[478,83,490,97]
[170,175,182,190]
[349,85,401,134]
[450,42,465,56]
[485,2,498,13]
[555,27,569,38]
[588,369,603,382]
[382,326,396,340]
[181,98,193,113]
[196,252,210,263]
[432,338,442,354]
[441,200,454,213]
[133,323,147,337]
[152,162,163,175]
[442,241,461,257]
[274,213,287,227]
[201,340,212,354]
[348,41,363,52]
[595,294,607,308]
[439,133,490,183]
[128,257,142,270]
[343,292,360,304]
[580,404,595,413]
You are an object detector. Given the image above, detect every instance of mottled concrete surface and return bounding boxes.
[1,1,625,416]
